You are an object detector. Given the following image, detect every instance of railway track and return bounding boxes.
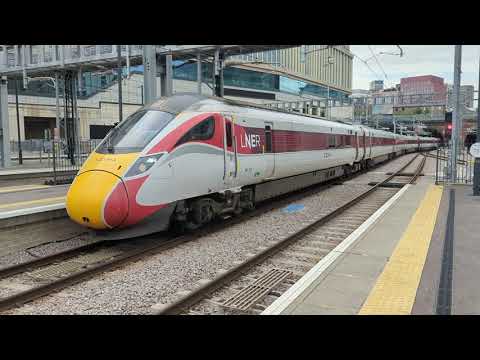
[153,153,426,315]
[0,152,422,314]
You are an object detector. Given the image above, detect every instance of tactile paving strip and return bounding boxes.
[222,268,292,311]
[358,185,443,315]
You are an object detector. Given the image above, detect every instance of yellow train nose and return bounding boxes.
[66,170,129,230]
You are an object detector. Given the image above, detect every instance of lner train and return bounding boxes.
[66,93,439,240]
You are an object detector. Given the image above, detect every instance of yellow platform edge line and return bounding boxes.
[358,184,443,315]
[0,196,66,210]
[0,185,51,194]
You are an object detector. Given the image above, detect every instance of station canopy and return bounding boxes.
[0,45,298,77]
[156,45,298,60]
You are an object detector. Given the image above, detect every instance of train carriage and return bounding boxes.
[66,93,438,240]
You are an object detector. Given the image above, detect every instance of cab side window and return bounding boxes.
[175,117,215,147]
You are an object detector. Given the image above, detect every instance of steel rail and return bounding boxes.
[154,153,424,315]
[0,240,105,281]
[408,154,426,184]
[0,235,184,312]
[0,151,394,285]
[0,161,368,312]
[0,152,422,313]
[0,171,343,283]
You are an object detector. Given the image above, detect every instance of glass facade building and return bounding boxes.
[172,61,350,101]
[231,46,353,93]
[7,46,352,103]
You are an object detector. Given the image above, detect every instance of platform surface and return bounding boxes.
[0,184,68,214]
[262,171,449,315]
[265,169,480,315]
[413,184,480,315]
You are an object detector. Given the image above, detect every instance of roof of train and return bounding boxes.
[147,93,434,139]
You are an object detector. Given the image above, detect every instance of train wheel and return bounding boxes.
[191,198,215,226]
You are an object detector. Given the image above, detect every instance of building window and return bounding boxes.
[223,67,278,92]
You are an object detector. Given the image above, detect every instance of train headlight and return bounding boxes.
[125,153,164,177]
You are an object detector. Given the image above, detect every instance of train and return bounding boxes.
[66,93,439,240]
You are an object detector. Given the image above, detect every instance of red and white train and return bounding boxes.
[66,93,439,239]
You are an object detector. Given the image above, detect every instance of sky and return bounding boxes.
[350,45,480,94]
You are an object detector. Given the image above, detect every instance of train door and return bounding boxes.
[368,131,372,158]
[362,129,366,160]
[264,122,275,179]
[354,131,359,161]
[223,116,237,187]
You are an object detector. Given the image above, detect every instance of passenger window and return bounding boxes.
[265,125,272,153]
[175,117,215,147]
[226,122,233,147]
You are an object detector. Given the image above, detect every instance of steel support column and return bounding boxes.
[197,53,202,94]
[117,45,123,122]
[214,49,224,97]
[474,58,480,195]
[158,54,173,97]
[451,45,462,183]
[142,45,157,105]
[165,54,173,96]
[0,76,10,167]
[0,46,7,68]
[72,73,81,165]
[54,72,60,137]
[21,46,27,89]
[14,78,22,164]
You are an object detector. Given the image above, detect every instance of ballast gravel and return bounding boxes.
[0,218,89,269]
[2,154,433,315]
[3,183,371,315]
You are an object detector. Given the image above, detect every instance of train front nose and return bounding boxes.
[66,171,129,230]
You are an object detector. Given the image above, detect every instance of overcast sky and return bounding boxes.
[351,45,480,95]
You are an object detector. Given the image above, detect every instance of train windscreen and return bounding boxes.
[96,110,175,154]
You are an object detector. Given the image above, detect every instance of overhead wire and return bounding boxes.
[368,45,388,80]
[379,45,404,57]
[349,50,380,79]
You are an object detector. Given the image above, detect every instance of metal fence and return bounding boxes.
[11,139,52,153]
[47,139,101,184]
[435,144,474,185]
[9,139,99,184]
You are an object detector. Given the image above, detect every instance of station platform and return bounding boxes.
[263,175,480,315]
[0,167,76,181]
[0,184,68,228]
